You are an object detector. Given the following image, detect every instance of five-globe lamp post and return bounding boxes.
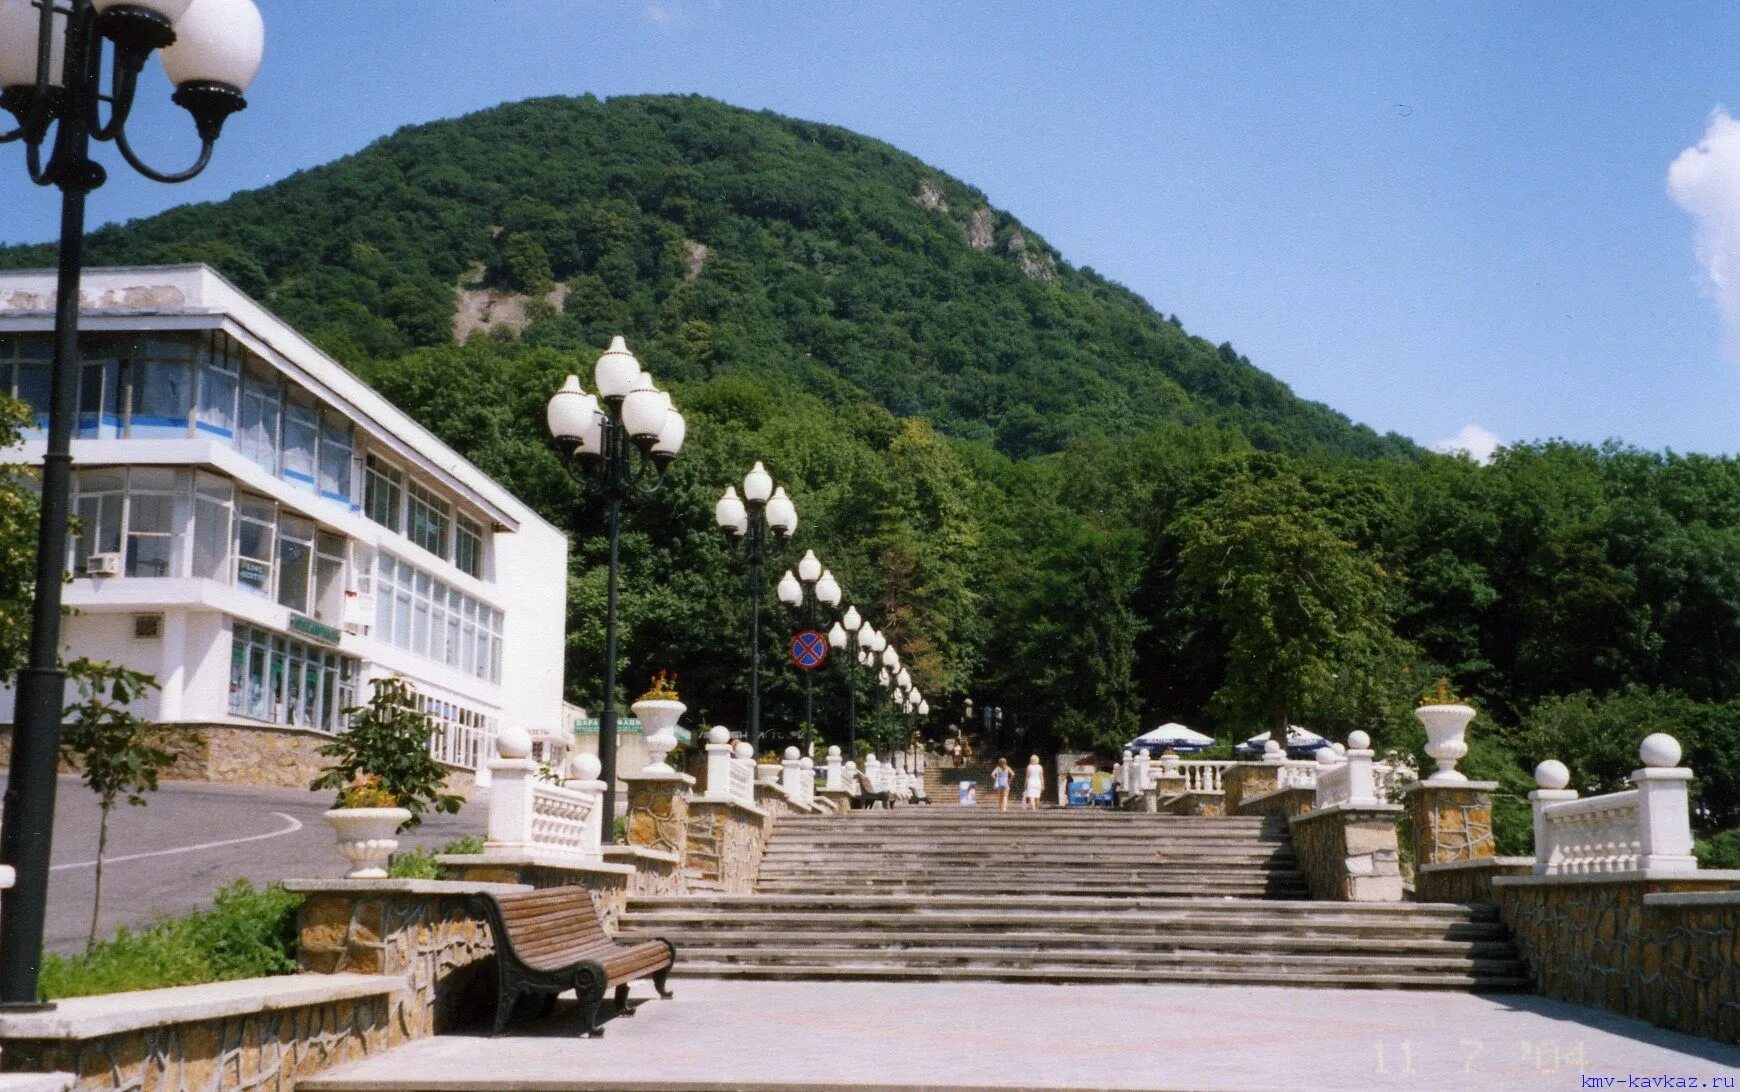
[546,337,686,846]
[828,604,872,758]
[715,465,797,751]
[777,549,839,754]
[0,0,264,1011]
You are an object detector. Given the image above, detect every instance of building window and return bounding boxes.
[128,337,196,434]
[374,553,503,683]
[196,332,242,439]
[281,396,319,489]
[454,517,482,578]
[237,363,280,473]
[192,473,233,581]
[276,514,315,613]
[314,532,347,624]
[406,482,450,558]
[228,623,355,733]
[123,468,178,578]
[0,336,53,427]
[318,414,353,505]
[417,691,498,771]
[77,350,122,439]
[235,494,276,595]
[364,455,403,533]
[71,470,125,570]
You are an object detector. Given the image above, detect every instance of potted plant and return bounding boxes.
[1414,676,1476,783]
[630,670,686,773]
[311,676,464,878]
[756,751,783,784]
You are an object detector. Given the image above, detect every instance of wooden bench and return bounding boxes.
[852,770,892,809]
[472,888,675,1037]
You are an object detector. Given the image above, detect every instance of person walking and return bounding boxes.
[1022,754,1045,811]
[991,757,1013,811]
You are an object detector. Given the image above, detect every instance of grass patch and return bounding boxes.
[386,834,490,879]
[40,879,302,1000]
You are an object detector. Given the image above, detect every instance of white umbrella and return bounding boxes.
[1129,722,1215,751]
[1237,725,1327,753]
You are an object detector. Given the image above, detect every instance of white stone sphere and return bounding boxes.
[1639,733,1682,769]
[1315,747,1337,765]
[496,725,533,759]
[1332,742,1346,755]
[1264,739,1282,755]
[1348,730,1371,750]
[570,752,602,782]
[707,725,730,745]
[827,745,842,758]
[733,741,754,759]
[1534,759,1570,791]
[845,761,858,771]
[800,756,814,769]
[783,746,800,761]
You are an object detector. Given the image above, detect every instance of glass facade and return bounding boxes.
[228,623,355,732]
[374,553,503,683]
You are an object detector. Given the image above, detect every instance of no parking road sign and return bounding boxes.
[790,630,829,671]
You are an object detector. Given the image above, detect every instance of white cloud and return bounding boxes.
[1433,424,1501,465]
[645,3,680,24]
[1668,107,1740,358]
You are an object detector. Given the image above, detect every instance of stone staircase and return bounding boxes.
[623,807,1529,990]
[922,757,1016,805]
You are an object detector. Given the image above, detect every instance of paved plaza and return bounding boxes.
[302,978,1740,1091]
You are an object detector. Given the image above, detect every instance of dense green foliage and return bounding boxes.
[0,396,38,685]
[39,880,301,999]
[9,94,1740,849]
[310,676,464,830]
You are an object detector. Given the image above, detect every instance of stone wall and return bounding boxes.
[0,975,401,1091]
[290,879,519,1038]
[0,723,475,796]
[1163,792,1224,817]
[1415,857,1533,903]
[1404,782,1497,867]
[1222,764,1280,815]
[1287,804,1403,901]
[602,846,683,898]
[1233,786,1314,821]
[1492,876,1740,1044]
[687,798,774,894]
[434,856,633,931]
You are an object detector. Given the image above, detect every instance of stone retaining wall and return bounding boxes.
[0,723,475,796]
[289,879,521,1039]
[1492,875,1740,1044]
[1288,803,1403,901]
[1233,786,1314,821]
[1415,856,1533,903]
[1163,791,1224,817]
[0,974,402,1091]
[434,855,635,931]
[687,798,774,893]
[1221,764,1280,815]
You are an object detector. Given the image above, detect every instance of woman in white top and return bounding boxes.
[1022,754,1044,810]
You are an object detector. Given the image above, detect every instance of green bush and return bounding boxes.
[1694,828,1740,870]
[387,834,490,880]
[39,879,302,999]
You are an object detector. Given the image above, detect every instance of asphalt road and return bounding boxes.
[0,773,489,953]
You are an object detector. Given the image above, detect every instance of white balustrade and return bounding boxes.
[798,756,816,808]
[485,730,603,861]
[1175,760,1234,793]
[825,745,845,790]
[1313,731,1378,808]
[1531,734,1698,876]
[1276,760,1318,790]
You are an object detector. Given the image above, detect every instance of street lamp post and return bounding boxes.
[547,337,686,845]
[715,466,796,751]
[777,549,839,754]
[827,604,867,758]
[0,0,263,1010]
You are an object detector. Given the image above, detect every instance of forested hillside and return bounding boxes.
[3,94,1737,854]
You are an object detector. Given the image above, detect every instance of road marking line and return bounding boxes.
[51,811,305,872]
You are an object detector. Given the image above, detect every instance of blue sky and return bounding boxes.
[5,1,1740,456]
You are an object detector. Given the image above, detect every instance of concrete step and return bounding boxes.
[621,915,1506,945]
[662,944,1523,976]
[666,961,1533,991]
[623,926,1520,957]
[628,892,1497,919]
[749,881,1311,897]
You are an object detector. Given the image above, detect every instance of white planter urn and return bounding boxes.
[323,807,412,879]
[1415,703,1476,783]
[756,763,782,785]
[630,698,686,773]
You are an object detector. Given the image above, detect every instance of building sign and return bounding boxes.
[237,558,268,586]
[289,613,342,645]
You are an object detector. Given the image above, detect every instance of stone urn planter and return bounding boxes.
[323,807,412,879]
[1416,702,1476,783]
[630,698,686,772]
[756,763,782,785]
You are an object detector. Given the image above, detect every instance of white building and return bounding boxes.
[0,265,568,788]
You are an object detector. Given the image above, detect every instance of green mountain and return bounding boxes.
[0,93,1413,461]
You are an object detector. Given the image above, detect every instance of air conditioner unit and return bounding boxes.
[85,553,122,577]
